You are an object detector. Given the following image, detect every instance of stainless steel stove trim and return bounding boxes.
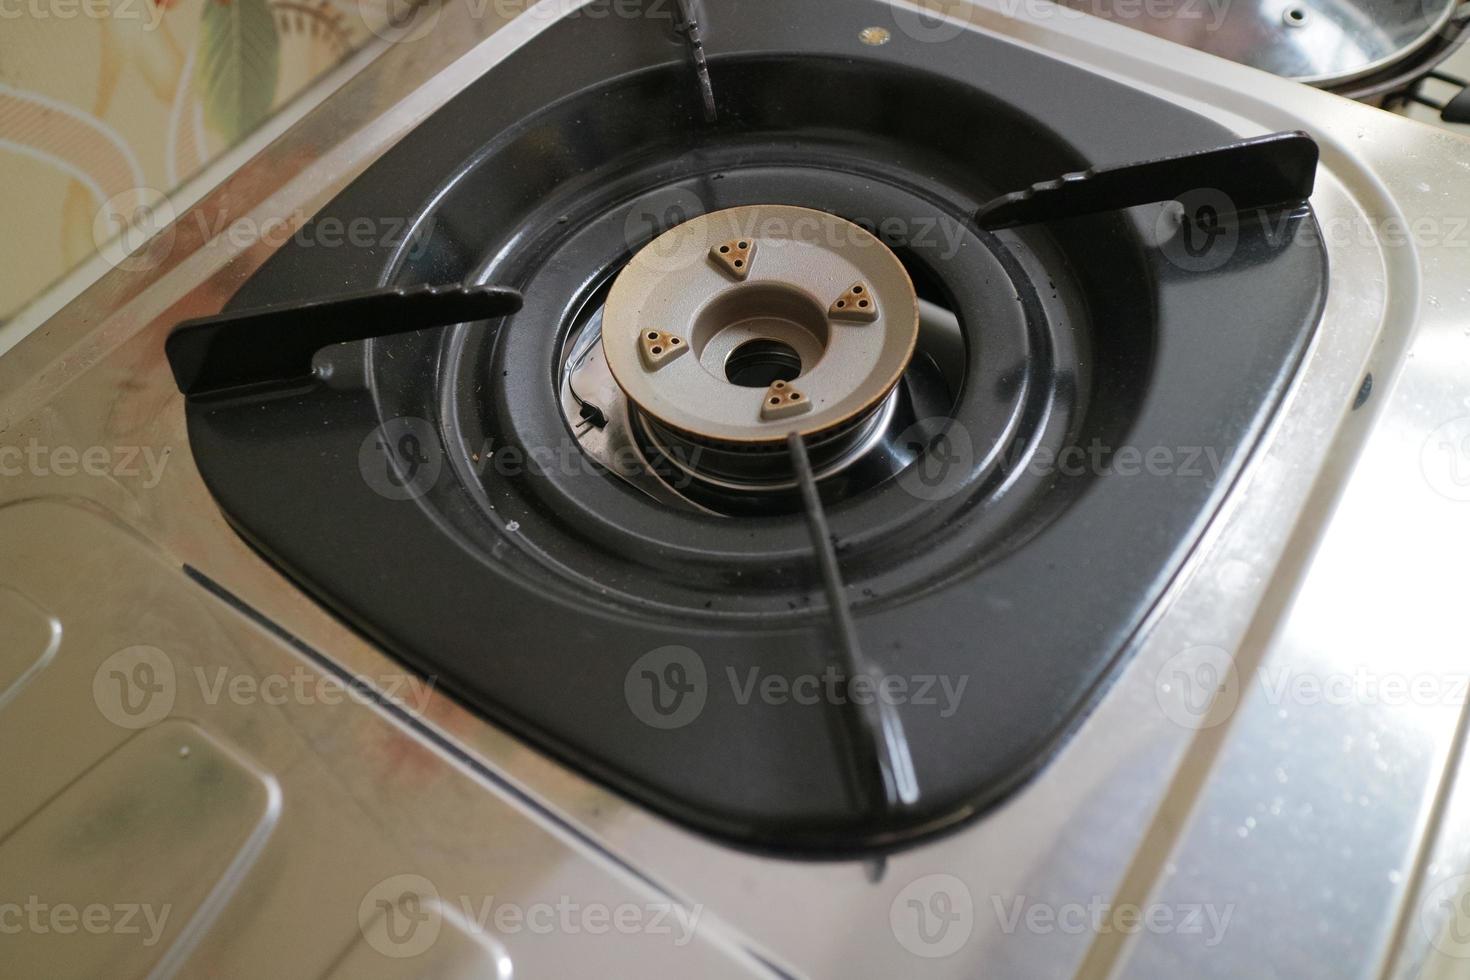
[1057,0,1465,88]
[2,1,1468,976]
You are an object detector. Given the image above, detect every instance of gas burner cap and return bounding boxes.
[602,205,919,444]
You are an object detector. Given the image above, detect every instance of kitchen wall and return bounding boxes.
[0,0,384,320]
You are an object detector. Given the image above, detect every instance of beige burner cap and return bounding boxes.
[602,205,919,444]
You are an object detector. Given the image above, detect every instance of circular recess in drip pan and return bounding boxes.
[461,165,1051,579]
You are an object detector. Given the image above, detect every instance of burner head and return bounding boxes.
[601,205,919,446]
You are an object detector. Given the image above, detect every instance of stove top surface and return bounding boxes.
[4,1,1470,977]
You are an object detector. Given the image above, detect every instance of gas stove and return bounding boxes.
[4,1,1470,977]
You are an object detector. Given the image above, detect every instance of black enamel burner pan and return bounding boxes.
[180,0,1327,854]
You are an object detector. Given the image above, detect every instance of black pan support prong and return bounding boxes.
[166,283,522,398]
[789,433,919,818]
[974,130,1319,231]
[674,0,717,123]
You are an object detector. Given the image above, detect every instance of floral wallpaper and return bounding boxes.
[0,0,377,320]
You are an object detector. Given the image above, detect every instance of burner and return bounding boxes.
[171,0,1328,853]
[605,205,917,444]
[570,205,920,509]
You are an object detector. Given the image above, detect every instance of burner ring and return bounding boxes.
[471,161,1054,561]
[602,205,919,446]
